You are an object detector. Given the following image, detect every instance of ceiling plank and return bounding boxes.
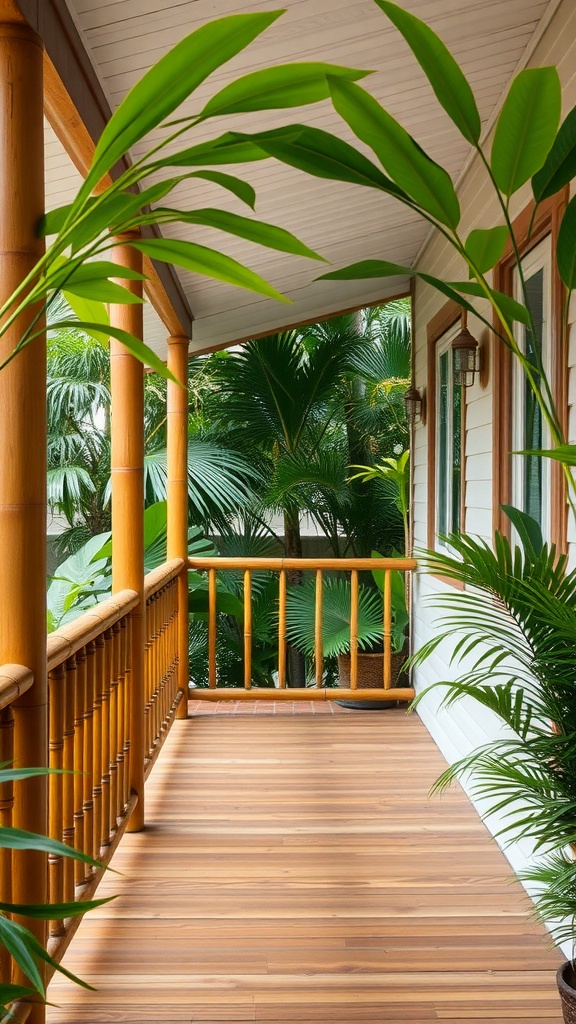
[15,0,194,340]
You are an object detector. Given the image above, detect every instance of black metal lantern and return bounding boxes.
[403,385,424,423]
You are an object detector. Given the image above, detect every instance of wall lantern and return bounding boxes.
[452,310,482,387]
[404,384,426,425]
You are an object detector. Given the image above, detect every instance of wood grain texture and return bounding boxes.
[47,710,562,1023]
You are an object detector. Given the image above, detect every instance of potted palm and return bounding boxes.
[411,507,576,1019]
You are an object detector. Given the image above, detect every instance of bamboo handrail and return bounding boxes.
[47,589,139,672]
[189,556,417,572]
[143,557,184,601]
[0,664,33,711]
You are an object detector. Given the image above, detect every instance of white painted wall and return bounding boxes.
[410,0,576,952]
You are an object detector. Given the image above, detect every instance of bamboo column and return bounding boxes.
[0,4,47,1013]
[167,336,190,718]
[110,238,145,832]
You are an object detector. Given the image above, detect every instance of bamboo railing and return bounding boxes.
[0,558,186,1015]
[188,556,417,702]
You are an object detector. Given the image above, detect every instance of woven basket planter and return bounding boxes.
[557,962,576,1023]
[337,648,407,690]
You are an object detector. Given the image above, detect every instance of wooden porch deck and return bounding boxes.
[47,704,563,1024]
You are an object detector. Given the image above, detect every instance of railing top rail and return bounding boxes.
[47,587,139,672]
[144,557,185,601]
[0,663,34,712]
[188,556,417,572]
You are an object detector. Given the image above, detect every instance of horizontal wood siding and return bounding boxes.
[411,0,576,946]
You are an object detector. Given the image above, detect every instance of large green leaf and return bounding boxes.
[231,126,408,197]
[132,238,290,303]
[519,443,576,466]
[464,226,508,274]
[61,279,143,305]
[50,320,177,380]
[318,260,479,319]
[556,195,576,289]
[186,171,256,209]
[374,0,481,144]
[328,77,460,228]
[0,896,114,919]
[157,132,274,169]
[447,281,530,325]
[199,63,370,119]
[532,103,576,202]
[0,984,37,1005]
[501,505,544,560]
[0,915,44,994]
[0,827,103,867]
[286,577,384,658]
[134,208,325,262]
[79,12,283,201]
[491,68,561,196]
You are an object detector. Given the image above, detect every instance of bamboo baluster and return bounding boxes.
[208,568,217,688]
[144,598,152,760]
[150,594,157,753]
[48,665,65,937]
[108,622,120,835]
[315,569,323,687]
[82,641,95,877]
[244,570,252,690]
[278,570,287,688]
[116,620,126,819]
[123,615,132,809]
[155,591,162,744]
[383,570,392,689]
[73,647,87,886]
[100,629,112,848]
[62,657,76,902]
[167,334,190,720]
[349,569,359,690]
[0,706,13,982]
[92,634,105,857]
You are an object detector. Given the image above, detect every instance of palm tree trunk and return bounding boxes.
[284,510,306,688]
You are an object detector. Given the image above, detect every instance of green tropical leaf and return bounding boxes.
[374,0,481,144]
[491,68,561,196]
[448,281,530,325]
[78,12,284,202]
[133,208,324,262]
[464,226,508,274]
[328,77,460,228]
[199,63,370,119]
[0,916,44,994]
[132,238,290,303]
[286,577,384,658]
[157,132,274,170]
[0,827,102,867]
[557,194,576,289]
[20,925,95,990]
[518,443,576,466]
[50,320,177,380]
[186,171,256,209]
[532,103,576,202]
[60,279,143,305]
[0,984,37,1005]
[0,896,114,919]
[501,505,544,559]
[231,126,408,197]
[318,260,479,319]
[59,296,109,341]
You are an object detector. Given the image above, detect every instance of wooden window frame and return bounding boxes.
[492,190,569,547]
[426,300,465,553]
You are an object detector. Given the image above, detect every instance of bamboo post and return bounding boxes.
[0,7,47,1009]
[167,335,190,718]
[278,570,287,688]
[244,570,252,690]
[315,570,323,687]
[110,237,145,832]
[350,569,359,690]
[383,570,392,689]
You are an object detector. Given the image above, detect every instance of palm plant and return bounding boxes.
[411,508,576,950]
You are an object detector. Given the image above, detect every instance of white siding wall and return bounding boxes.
[411,0,576,946]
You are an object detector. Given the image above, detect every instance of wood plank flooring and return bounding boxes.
[47,707,563,1023]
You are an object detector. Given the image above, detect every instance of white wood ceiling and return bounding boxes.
[53,0,557,356]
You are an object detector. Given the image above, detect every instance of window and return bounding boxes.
[436,326,463,542]
[511,237,552,536]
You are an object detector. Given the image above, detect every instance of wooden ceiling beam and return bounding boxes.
[15,0,194,340]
